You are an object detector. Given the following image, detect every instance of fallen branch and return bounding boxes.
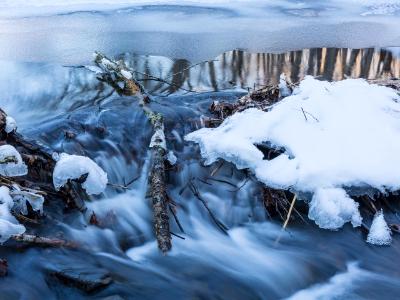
[149,114,172,253]
[93,52,172,253]
[10,234,77,248]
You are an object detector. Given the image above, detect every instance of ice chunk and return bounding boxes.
[5,116,17,133]
[367,210,392,246]
[279,73,291,97]
[308,188,362,230]
[53,153,108,195]
[10,185,44,215]
[0,145,28,177]
[0,186,25,243]
[0,219,25,243]
[166,151,177,165]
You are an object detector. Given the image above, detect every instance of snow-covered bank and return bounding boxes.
[186,76,400,232]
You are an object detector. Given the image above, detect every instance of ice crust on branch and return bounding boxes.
[0,145,28,177]
[10,185,45,215]
[53,153,108,195]
[186,76,400,230]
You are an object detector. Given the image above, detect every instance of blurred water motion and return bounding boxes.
[0,47,400,299]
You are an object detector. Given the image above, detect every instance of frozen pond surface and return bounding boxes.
[0,1,400,63]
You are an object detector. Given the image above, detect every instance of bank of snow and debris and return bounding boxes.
[186,76,400,236]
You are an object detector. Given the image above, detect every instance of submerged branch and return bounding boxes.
[10,234,77,248]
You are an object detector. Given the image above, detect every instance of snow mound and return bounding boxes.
[0,145,28,177]
[53,153,108,195]
[186,76,400,229]
[0,186,25,243]
[367,210,392,245]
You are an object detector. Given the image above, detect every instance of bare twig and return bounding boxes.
[169,204,185,234]
[210,161,224,177]
[282,194,297,229]
[188,180,228,234]
[165,59,219,79]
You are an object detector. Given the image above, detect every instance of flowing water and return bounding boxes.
[1,2,400,299]
[0,46,399,299]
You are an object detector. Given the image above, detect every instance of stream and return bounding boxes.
[0,46,399,299]
[1,2,400,299]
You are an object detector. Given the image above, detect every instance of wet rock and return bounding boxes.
[50,267,112,293]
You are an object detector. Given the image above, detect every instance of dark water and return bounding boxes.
[0,47,400,299]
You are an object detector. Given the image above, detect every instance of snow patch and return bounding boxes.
[0,145,28,177]
[53,153,108,195]
[121,69,133,80]
[367,210,392,245]
[186,76,400,229]
[149,127,167,150]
